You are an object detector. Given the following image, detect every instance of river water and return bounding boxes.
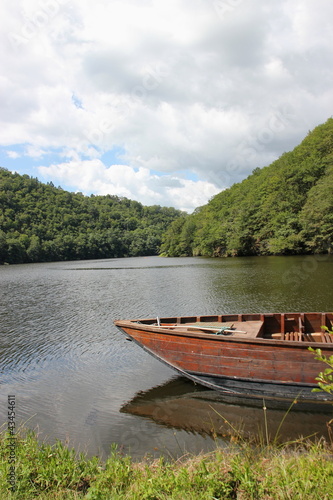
[1,255,333,459]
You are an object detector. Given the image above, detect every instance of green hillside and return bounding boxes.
[161,118,333,257]
[0,169,183,264]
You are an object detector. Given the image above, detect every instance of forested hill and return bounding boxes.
[0,168,184,264]
[161,118,333,257]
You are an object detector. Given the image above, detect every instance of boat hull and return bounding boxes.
[114,313,333,406]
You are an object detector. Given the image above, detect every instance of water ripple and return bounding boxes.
[1,255,333,458]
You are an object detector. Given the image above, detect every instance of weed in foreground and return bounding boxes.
[1,427,333,499]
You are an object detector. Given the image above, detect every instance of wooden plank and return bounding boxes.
[184,321,263,338]
[141,344,321,384]
[321,313,327,330]
[281,313,285,337]
[134,332,324,372]
[128,328,328,363]
[299,314,304,334]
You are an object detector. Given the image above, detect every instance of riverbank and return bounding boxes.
[1,428,333,499]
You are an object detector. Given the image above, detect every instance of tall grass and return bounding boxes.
[1,426,333,499]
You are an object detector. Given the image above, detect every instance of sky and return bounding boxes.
[0,0,332,212]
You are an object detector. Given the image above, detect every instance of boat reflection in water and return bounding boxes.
[121,377,332,443]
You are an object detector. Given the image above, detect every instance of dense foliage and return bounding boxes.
[310,345,333,395]
[0,168,183,264]
[161,118,333,257]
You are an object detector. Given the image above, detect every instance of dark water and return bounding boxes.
[1,255,333,459]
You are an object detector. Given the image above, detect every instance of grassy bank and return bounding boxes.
[1,428,333,499]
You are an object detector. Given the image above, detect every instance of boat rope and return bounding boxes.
[215,325,235,335]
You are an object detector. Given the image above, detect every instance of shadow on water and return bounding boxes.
[121,377,333,444]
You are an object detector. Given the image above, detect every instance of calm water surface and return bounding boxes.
[1,255,333,459]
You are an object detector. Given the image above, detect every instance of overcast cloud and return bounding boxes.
[0,0,332,211]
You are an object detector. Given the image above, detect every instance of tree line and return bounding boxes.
[0,168,184,264]
[2,118,332,264]
[160,118,333,257]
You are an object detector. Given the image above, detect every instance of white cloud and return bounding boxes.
[6,150,21,159]
[37,160,219,212]
[0,0,333,211]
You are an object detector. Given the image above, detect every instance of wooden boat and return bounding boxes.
[114,312,333,406]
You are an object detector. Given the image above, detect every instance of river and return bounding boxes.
[1,255,333,459]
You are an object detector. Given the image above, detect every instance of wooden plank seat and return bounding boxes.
[272,331,333,342]
[186,321,264,338]
[321,331,333,343]
[283,331,303,341]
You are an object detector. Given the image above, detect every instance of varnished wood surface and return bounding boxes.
[114,312,333,396]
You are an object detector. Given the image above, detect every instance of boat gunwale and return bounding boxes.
[114,317,333,348]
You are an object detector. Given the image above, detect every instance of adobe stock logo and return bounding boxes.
[282,254,330,290]
[212,0,244,20]
[8,0,70,50]
[208,104,296,188]
[78,60,171,154]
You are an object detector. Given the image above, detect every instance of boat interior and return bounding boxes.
[136,313,333,343]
